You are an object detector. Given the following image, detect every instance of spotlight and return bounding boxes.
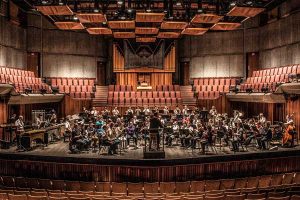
[41,0,48,5]
[197,8,203,13]
[230,1,237,7]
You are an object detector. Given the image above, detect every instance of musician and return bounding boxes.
[91,107,99,117]
[35,114,44,129]
[63,118,72,142]
[149,112,163,150]
[101,107,110,116]
[135,107,142,116]
[283,120,296,147]
[257,122,272,150]
[9,113,17,124]
[163,106,169,115]
[112,107,120,116]
[15,115,24,149]
[209,106,218,117]
[49,109,57,124]
[126,122,137,148]
[143,106,151,115]
[231,123,243,152]
[174,106,181,115]
[126,107,134,115]
[182,105,189,116]
[259,113,266,124]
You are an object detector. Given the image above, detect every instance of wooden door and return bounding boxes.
[97,62,106,85]
[180,62,190,85]
[27,52,40,77]
[246,52,259,78]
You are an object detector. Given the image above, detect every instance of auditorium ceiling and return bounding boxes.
[17,0,286,42]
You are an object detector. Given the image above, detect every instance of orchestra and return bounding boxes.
[7,104,297,155]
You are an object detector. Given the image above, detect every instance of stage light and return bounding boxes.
[117,0,123,5]
[230,1,237,7]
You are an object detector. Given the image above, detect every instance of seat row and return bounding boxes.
[193,78,238,86]
[107,97,182,107]
[1,172,299,193]
[252,65,300,77]
[58,85,94,94]
[194,85,231,93]
[70,92,93,100]
[0,67,35,77]
[108,85,181,92]
[0,75,42,85]
[0,189,299,200]
[108,91,181,99]
[198,91,221,100]
[50,78,95,87]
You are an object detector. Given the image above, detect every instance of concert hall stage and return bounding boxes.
[0,141,299,165]
[0,142,299,182]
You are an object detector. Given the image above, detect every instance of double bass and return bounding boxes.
[282,122,296,147]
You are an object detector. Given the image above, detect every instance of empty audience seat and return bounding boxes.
[193,77,240,100]
[240,65,300,93]
[48,77,95,99]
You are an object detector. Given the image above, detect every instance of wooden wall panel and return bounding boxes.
[113,44,125,71]
[0,101,8,139]
[61,96,92,117]
[0,156,299,182]
[150,73,172,86]
[198,96,231,116]
[116,73,138,89]
[164,46,176,72]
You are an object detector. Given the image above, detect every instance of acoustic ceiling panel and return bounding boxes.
[157,32,180,38]
[136,37,156,43]
[227,6,265,17]
[36,5,73,15]
[76,13,107,23]
[136,12,165,22]
[113,32,136,38]
[54,22,84,30]
[210,22,241,31]
[135,27,159,35]
[108,20,135,29]
[86,27,112,35]
[161,21,188,30]
[181,28,208,35]
[191,14,223,24]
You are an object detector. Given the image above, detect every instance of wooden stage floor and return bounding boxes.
[0,141,299,163]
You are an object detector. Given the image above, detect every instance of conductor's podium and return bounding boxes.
[143,128,165,159]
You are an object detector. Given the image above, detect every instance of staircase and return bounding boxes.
[92,86,108,107]
[180,85,197,107]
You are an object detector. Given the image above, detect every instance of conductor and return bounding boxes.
[149,112,163,151]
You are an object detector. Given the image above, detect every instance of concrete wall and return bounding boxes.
[180,10,300,78]
[0,17,27,68]
[259,12,300,68]
[26,13,108,78]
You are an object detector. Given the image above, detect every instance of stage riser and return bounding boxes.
[0,156,299,182]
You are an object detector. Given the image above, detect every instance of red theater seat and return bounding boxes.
[120,85,126,91]
[209,79,214,85]
[125,92,130,98]
[148,98,154,106]
[108,85,114,91]
[136,92,141,98]
[152,91,158,98]
[78,79,83,86]
[147,92,152,98]
[115,85,120,91]
[142,98,148,106]
[174,85,180,91]
[193,79,199,85]
[171,98,177,105]
[141,91,147,98]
